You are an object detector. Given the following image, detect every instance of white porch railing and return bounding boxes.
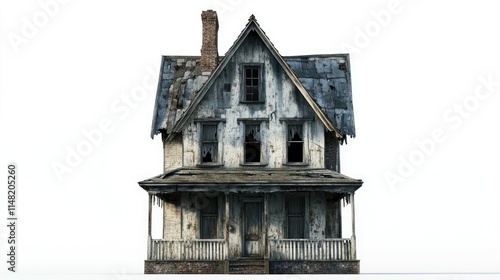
[148,239,226,261]
[269,238,353,261]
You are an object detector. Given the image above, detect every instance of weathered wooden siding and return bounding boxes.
[181,31,325,168]
[228,194,242,259]
[309,192,326,239]
[268,193,284,239]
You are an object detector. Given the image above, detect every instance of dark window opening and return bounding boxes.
[200,197,218,239]
[287,125,303,163]
[201,125,218,163]
[244,66,260,101]
[287,196,305,238]
[244,125,261,163]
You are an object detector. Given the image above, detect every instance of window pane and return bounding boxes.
[244,66,260,101]
[287,196,305,214]
[245,125,261,162]
[287,125,303,141]
[202,143,217,162]
[202,125,217,141]
[201,125,218,163]
[287,125,303,162]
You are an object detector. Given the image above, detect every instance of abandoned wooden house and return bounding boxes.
[138,10,363,274]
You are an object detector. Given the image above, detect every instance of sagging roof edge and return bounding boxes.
[150,55,167,139]
[138,182,363,193]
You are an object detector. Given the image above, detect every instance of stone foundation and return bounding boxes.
[270,260,360,274]
[145,260,359,274]
[145,260,225,274]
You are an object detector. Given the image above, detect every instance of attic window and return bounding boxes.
[287,125,304,163]
[242,65,264,102]
[201,124,218,163]
[244,124,261,163]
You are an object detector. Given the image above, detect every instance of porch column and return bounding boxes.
[264,193,269,258]
[147,193,153,260]
[350,192,356,260]
[224,193,229,260]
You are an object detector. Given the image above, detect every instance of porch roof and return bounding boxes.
[138,168,363,193]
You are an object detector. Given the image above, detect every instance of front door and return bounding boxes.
[243,201,263,257]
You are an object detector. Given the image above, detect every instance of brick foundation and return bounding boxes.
[145,260,225,274]
[145,260,359,274]
[269,260,360,274]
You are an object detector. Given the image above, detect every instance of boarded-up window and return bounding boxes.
[287,196,305,238]
[244,124,261,163]
[244,66,261,101]
[201,124,218,163]
[287,125,303,163]
[200,197,218,239]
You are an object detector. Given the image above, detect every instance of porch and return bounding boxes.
[139,168,363,274]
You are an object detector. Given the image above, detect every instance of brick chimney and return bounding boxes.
[200,10,219,72]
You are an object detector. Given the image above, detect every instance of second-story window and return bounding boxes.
[287,125,304,163]
[201,124,218,163]
[243,65,263,102]
[244,124,261,163]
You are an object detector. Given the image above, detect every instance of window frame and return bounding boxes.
[285,195,307,239]
[200,196,219,239]
[240,64,265,103]
[286,123,305,164]
[243,123,262,164]
[200,123,220,165]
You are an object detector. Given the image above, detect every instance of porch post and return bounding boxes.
[264,193,269,273]
[350,192,356,260]
[264,194,269,257]
[224,192,230,273]
[147,193,153,260]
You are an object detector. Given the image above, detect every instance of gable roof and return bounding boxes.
[150,15,356,140]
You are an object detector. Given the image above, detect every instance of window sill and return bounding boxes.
[196,163,224,168]
[239,101,265,104]
[240,163,268,167]
[282,163,309,167]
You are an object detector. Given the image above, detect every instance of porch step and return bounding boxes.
[229,259,267,274]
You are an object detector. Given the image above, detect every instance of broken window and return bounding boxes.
[244,124,261,163]
[287,125,304,163]
[201,124,218,163]
[286,196,305,238]
[243,66,261,102]
[200,197,218,239]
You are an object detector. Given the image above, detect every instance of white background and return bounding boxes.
[1,0,500,278]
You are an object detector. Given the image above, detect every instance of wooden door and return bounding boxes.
[243,201,263,257]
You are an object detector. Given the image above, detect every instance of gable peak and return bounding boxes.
[248,14,256,22]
